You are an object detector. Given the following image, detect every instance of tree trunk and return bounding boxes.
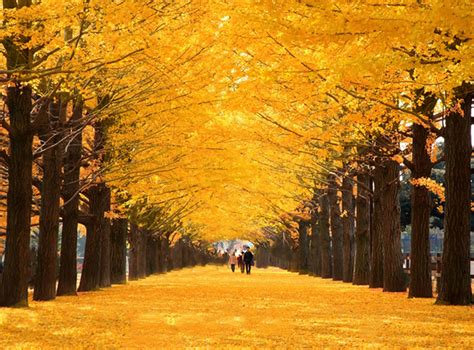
[370,168,384,288]
[257,245,270,268]
[172,240,181,270]
[110,218,127,284]
[137,229,147,278]
[181,240,187,269]
[156,236,164,273]
[408,91,437,298]
[93,183,112,288]
[437,90,472,305]
[128,223,139,280]
[319,191,332,278]
[328,175,343,281]
[0,0,34,307]
[160,236,170,273]
[297,220,309,274]
[186,241,193,268]
[156,236,164,272]
[0,84,33,307]
[198,243,208,266]
[289,248,298,272]
[182,239,191,268]
[190,245,198,267]
[353,172,370,285]
[57,100,83,296]
[310,205,321,276]
[409,123,433,297]
[380,160,406,292]
[34,101,64,301]
[77,219,99,291]
[91,105,111,288]
[342,176,354,283]
[99,216,112,288]
[146,236,156,275]
[78,184,110,291]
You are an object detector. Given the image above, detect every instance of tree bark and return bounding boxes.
[153,237,161,273]
[289,248,298,272]
[128,223,139,280]
[99,189,111,288]
[297,220,309,274]
[190,244,198,267]
[146,235,156,275]
[77,219,99,291]
[110,218,127,284]
[328,175,343,281]
[93,105,111,288]
[380,160,406,292]
[156,236,164,273]
[78,184,110,291]
[172,239,183,270]
[319,191,332,278]
[310,208,321,276]
[137,229,147,278]
[0,84,33,307]
[353,172,370,285]
[34,101,64,301]
[256,244,270,268]
[93,183,112,288]
[342,176,354,283]
[0,0,37,307]
[57,100,83,296]
[437,89,472,305]
[182,239,192,268]
[408,91,437,298]
[409,123,433,297]
[370,168,384,288]
[160,235,170,273]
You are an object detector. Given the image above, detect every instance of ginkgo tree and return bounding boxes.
[0,0,472,309]
[218,0,472,303]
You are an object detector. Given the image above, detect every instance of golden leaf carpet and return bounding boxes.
[1,266,473,349]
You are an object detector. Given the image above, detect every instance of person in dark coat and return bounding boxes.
[243,249,254,275]
[237,251,244,273]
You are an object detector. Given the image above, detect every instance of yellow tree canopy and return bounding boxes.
[1,0,472,242]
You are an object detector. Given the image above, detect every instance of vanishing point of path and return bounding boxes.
[1,266,473,348]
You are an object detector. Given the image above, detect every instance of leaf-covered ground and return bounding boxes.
[1,266,473,348]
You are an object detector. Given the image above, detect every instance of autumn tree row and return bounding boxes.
[0,0,220,307]
[234,1,472,306]
[1,0,472,307]
[256,89,472,305]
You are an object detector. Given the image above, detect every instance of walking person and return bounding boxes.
[228,250,237,272]
[237,250,245,273]
[243,248,254,275]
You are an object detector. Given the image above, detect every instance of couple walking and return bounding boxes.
[228,247,254,274]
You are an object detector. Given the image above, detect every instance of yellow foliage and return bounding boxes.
[410,177,445,203]
[2,0,472,242]
[0,267,473,348]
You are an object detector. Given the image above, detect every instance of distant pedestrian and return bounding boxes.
[228,250,237,272]
[243,249,254,275]
[237,251,245,273]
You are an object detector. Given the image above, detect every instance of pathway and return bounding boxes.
[1,266,473,348]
